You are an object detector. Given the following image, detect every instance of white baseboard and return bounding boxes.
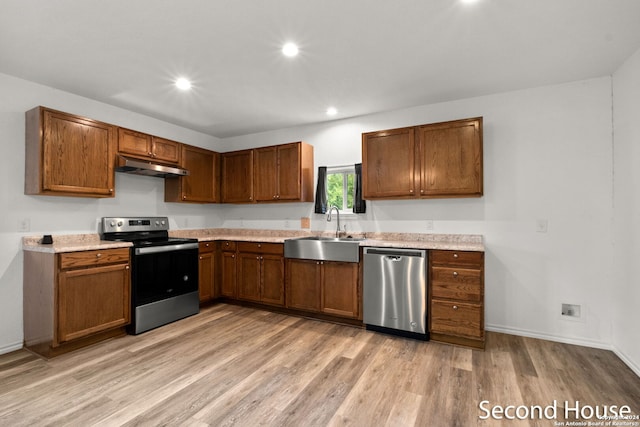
[485,324,612,350]
[0,341,23,356]
[611,345,640,377]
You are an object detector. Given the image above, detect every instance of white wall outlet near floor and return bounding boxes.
[536,219,548,233]
[561,303,581,318]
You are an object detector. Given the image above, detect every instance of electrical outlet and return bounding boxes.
[536,219,548,233]
[561,303,581,318]
[425,220,434,231]
[18,218,31,232]
[284,219,290,229]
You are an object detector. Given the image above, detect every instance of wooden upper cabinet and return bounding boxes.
[165,144,220,203]
[117,128,180,164]
[362,127,416,199]
[254,146,278,201]
[418,118,483,197]
[221,149,254,203]
[254,142,314,203]
[25,106,116,198]
[361,117,483,200]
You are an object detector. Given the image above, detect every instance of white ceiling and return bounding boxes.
[2,0,640,138]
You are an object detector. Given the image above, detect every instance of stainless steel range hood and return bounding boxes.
[115,155,189,178]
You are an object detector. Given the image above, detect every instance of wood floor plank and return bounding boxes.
[0,303,638,427]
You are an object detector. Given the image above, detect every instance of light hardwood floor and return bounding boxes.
[1,303,638,426]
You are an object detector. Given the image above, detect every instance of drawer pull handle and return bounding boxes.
[96,253,102,258]
[453,305,458,310]
[453,271,458,277]
[453,253,459,258]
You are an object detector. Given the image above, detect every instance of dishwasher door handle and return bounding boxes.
[386,256,402,261]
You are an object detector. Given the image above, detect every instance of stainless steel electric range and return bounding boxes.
[101,217,199,334]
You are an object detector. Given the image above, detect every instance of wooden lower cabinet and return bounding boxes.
[198,242,216,302]
[286,259,321,312]
[237,242,284,306]
[286,259,360,319]
[24,247,131,356]
[429,249,485,349]
[220,241,237,298]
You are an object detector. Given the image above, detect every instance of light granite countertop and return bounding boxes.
[23,228,484,253]
[170,228,484,252]
[22,234,132,254]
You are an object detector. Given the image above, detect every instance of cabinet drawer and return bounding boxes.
[237,242,283,255]
[199,241,215,253]
[431,299,483,339]
[430,250,483,267]
[59,248,130,269]
[431,267,482,302]
[220,241,237,252]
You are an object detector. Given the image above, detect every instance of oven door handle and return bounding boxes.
[134,242,199,255]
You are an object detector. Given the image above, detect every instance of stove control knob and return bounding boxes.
[110,221,115,227]
[161,220,166,226]
[117,221,123,227]
[155,221,160,226]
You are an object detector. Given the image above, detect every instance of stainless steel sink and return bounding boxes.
[284,236,364,263]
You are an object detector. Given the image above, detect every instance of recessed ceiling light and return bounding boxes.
[282,42,299,57]
[175,78,192,90]
[326,107,338,116]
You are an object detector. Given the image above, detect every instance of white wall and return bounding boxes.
[0,73,225,354]
[221,77,616,351]
[612,47,640,375]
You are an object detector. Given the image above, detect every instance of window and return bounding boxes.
[326,166,355,213]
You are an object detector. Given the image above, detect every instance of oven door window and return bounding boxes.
[133,248,198,306]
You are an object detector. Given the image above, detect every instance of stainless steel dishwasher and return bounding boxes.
[363,247,428,340]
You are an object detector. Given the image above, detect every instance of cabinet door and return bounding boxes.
[261,254,284,306]
[321,262,359,318]
[118,128,151,158]
[254,146,278,201]
[361,127,416,199]
[237,252,261,302]
[418,118,482,197]
[151,136,180,164]
[276,143,302,201]
[221,251,237,298]
[198,251,214,302]
[58,263,130,343]
[180,145,219,203]
[286,259,321,312]
[35,108,116,197]
[222,150,254,203]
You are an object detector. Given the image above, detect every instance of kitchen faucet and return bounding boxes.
[327,206,341,238]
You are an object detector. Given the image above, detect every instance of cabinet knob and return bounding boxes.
[109,188,114,193]
[420,189,424,194]
[409,189,414,193]
[232,254,235,258]
[200,256,203,260]
[453,305,458,310]
[453,271,458,277]
[249,196,253,200]
[260,256,264,260]
[125,265,130,270]
[148,152,153,156]
[256,256,260,260]
[183,195,187,200]
[96,253,102,258]
[453,253,459,258]
[258,244,261,248]
[205,243,210,247]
